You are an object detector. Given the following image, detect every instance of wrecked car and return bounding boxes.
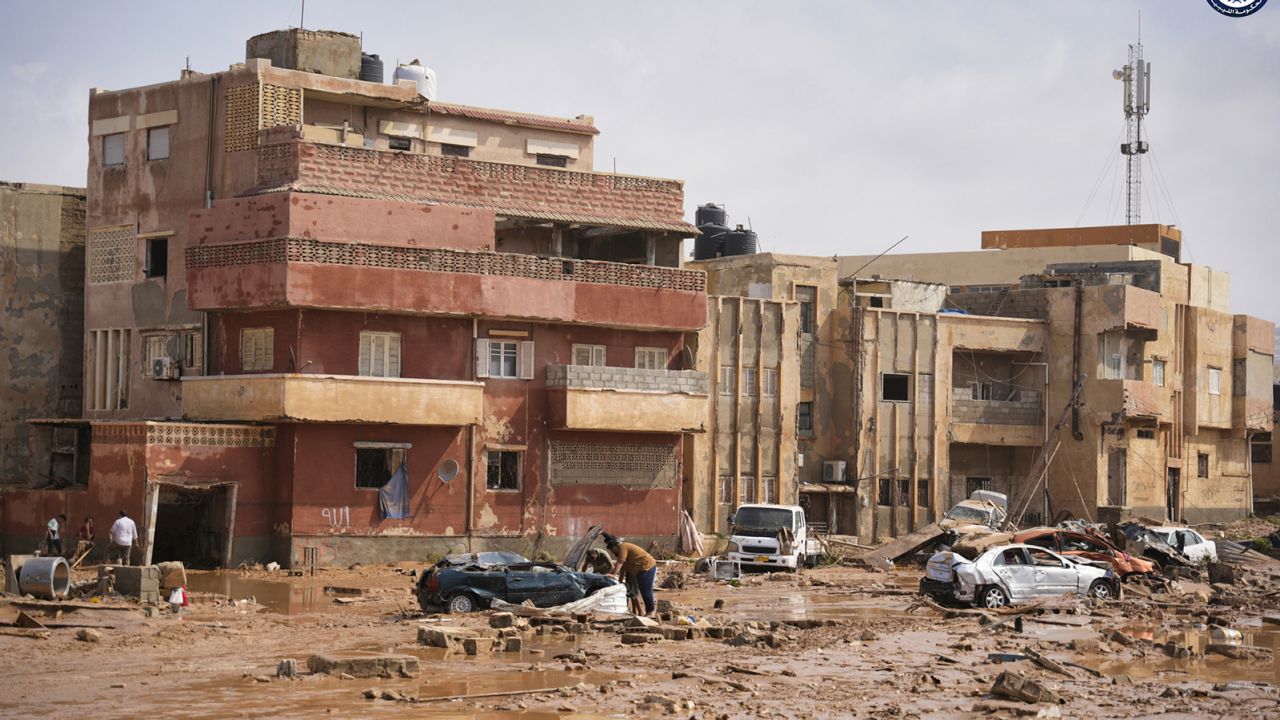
[1145,526,1218,564]
[1013,527,1155,579]
[919,543,1118,609]
[415,550,620,613]
[1118,522,1217,569]
[940,491,1008,532]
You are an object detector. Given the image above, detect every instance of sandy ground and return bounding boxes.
[2,549,1280,719]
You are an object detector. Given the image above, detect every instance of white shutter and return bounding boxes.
[572,344,591,366]
[359,333,372,376]
[372,335,386,377]
[518,341,535,380]
[475,338,490,379]
[260,328,274,371]
[388,334,401,378]
[592,345,606,366]
[241,329,257,371]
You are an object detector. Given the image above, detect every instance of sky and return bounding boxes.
[2,1,1278,319]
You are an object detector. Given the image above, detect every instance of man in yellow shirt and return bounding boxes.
[604,532,657,615]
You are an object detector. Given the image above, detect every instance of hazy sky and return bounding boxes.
[2,1,1277,319]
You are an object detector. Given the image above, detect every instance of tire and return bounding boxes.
[792,555,805,573]
[978,585,1009,609]
[446,592,479,614]
[1087,580,1114,601]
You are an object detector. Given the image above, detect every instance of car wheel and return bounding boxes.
[793,555,805,573]
[446,593,479,614]
[979,586,1009,609]
[1087,580,1114,600]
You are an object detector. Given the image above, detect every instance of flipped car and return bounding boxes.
[919,543,1119,609]
[1145,526,1218,564]
[415,550,619,613]
[1014,527,1155,579]
[940,491,1008,532]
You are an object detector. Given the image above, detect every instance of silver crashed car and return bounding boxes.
[919,543,1119,609]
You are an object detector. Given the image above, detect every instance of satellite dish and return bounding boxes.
[437,459,459,483]
[1112,69,1125,80]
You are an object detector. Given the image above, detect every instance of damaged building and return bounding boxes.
[1,29,706,567]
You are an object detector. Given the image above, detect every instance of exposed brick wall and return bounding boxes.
[948,289,1048,320]
[546,364,708,394]
[253,140,691,230]
[951,388,1042,425]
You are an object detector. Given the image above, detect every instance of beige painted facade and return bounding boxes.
[181,374,485,426]
[553,388,707,434]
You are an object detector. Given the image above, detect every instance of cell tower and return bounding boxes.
[1113,39,1151,225]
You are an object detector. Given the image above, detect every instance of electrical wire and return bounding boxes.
[1075,122,1131,227]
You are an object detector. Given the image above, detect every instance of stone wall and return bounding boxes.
[545,364,708,394]
[951,388,1042,425]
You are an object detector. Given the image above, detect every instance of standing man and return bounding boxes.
[44,514,66,557]
[75,517,97,562]
[108,510,139,566]
[604,532,657,616]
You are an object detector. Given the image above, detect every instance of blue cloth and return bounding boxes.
[636,565,657,615]
[378,463,411,519]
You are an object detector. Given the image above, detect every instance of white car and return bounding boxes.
[919,543,1119,609]
[1145,527,1219,564]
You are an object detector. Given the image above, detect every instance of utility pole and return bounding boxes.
[1114,35,1151,225]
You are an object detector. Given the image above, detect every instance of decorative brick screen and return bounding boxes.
[94,422,274,447]
[88,225,135,284]
[186,237,706,293]
[550,441,677,488]
[261,84,301,129]
[225,84,301,153]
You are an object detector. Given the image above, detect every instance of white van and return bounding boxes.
[726,504,821,571]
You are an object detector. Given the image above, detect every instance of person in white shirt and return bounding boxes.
[45,514,66,557]
[108,510,138,566]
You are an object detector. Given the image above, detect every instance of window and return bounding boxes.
[1253,435,1273,465]
[763,368,778,397]
[181,331,202,372]
[240,327,274,371]
[486,450,521,490]
[1152,359,1166,387]
[86,328,131,410]
[797,401,813,434]
[740,478,756,504]
[536,153,568,167]
[476,338,534,380]
[355,445,407,489]
[359,331,402,378]
[718,476,735,505]
[1136,429,1156,440]
[917,478,930,507]
[388,136,412,151]
[490,340,519,378]
[1028,548,1065,568]
[742,367,758,397]
[102,133,125,166]
[145,237,168,278]
[1197,452,1210,478]
[147,126,170,160]
[719,366,735,396]
[1100,331,1124,380]
[966,477,992,495]
[881,373,910,402]
[635,347,666,370]
[898,478,910,504]
[572,344,606,367]
[762,476,779,504]
[1207,367,1222,396]
[877,478,892,506]
[143,334,169,377]
[440,143,470,157]
[969,381,992,400]
[796,285,817,334]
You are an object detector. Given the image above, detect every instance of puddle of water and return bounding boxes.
[415,668,624,700]
[185,570,322,615]
[1093,622,1280,684]
[667,585,911,623]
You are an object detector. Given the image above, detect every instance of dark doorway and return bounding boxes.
[1165,468,1181,523]
[152,485,231,568]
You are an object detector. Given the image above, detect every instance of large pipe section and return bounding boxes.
[18,557,71,599]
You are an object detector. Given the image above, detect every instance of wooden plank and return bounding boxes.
[860,522,946,567]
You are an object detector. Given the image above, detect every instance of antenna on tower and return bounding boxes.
[1113,23,1151,225]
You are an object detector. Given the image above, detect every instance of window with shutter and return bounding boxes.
[489,340,518,378]
[241,327,273,371]
[742,367,758,397]
[359,332,401,378]
[571,344,605,366]
[719,366,735,396]
[475,338,491,378]
[762,368,778,396]
[635,347,666,370]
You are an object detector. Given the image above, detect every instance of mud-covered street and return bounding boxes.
[4,541,1280,720]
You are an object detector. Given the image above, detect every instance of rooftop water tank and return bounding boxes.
[696,203,727,228]
[693,224,728,261]
[393,59,437,100]
[360,53,384,83]
[723,225,758,257]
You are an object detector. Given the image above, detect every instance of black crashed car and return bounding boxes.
[415,551,619,613]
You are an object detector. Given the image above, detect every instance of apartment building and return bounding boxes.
[1,29,706,566]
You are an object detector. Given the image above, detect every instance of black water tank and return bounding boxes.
[360,53,385,83]
[696,203,727,228]
[723,225,758,256]
[694,223,728,260]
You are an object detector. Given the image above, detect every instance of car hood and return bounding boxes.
[561,524,604,573]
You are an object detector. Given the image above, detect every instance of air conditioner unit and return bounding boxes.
[822,460,847,483]
[152,356,179,380]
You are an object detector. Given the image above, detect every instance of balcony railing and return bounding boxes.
[545,365,707,433]
[951,388,1042,426]
[545,365,708,394]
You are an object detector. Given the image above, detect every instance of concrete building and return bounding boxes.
[0,182,86,487]
[694,224,1273,542]
[1,29,705,566]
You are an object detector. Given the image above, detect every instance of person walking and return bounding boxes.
[44,514,66,557]
[108,510,139,566]
[75,516,97,562]
[603,532,657,616]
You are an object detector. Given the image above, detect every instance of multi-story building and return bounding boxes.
[694,224,1274,543]
[1,29,706,566]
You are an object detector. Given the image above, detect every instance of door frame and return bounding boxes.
[143,477,238,568]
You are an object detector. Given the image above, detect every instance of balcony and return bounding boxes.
[545,365,708,434]
[182,374,484,426]
[186,237,708,331]
[949,388,1044,446]
[1094,378,1167,421]
[254,136,696,234]
[1091,285,1160,336]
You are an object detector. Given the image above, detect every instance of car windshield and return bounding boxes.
[735,507,795,531]
[944,505,991,524]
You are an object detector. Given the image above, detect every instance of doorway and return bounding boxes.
[146,482,236,568]
[1165,468,1180,523]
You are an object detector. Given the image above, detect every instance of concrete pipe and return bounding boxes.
[18,556,71,599]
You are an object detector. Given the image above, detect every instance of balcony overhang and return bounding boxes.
[548,388,707,434]
[1094,379,1166,422]
[182,374,483,426]
[949,422,1043,447]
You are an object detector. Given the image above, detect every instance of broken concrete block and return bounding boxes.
[418,626,477,651]
[1107,630,1133,646]
[621,633,659,645]
[489,612,516,628]
[306,653,419,679]
[76,628,102,643]
[155,561,187,590]
[504,636,523,652]
[990,670,1060,704]
[463,637,496,655]
[276,659,298,678]
[112,565,161,597]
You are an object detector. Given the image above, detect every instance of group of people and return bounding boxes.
[43,510,139,565]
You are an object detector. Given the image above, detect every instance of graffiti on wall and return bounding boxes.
[321,506,350,530]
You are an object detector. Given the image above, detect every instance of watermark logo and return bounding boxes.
[1207,0,1268,17]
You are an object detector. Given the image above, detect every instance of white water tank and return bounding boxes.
[393,59,437,100]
